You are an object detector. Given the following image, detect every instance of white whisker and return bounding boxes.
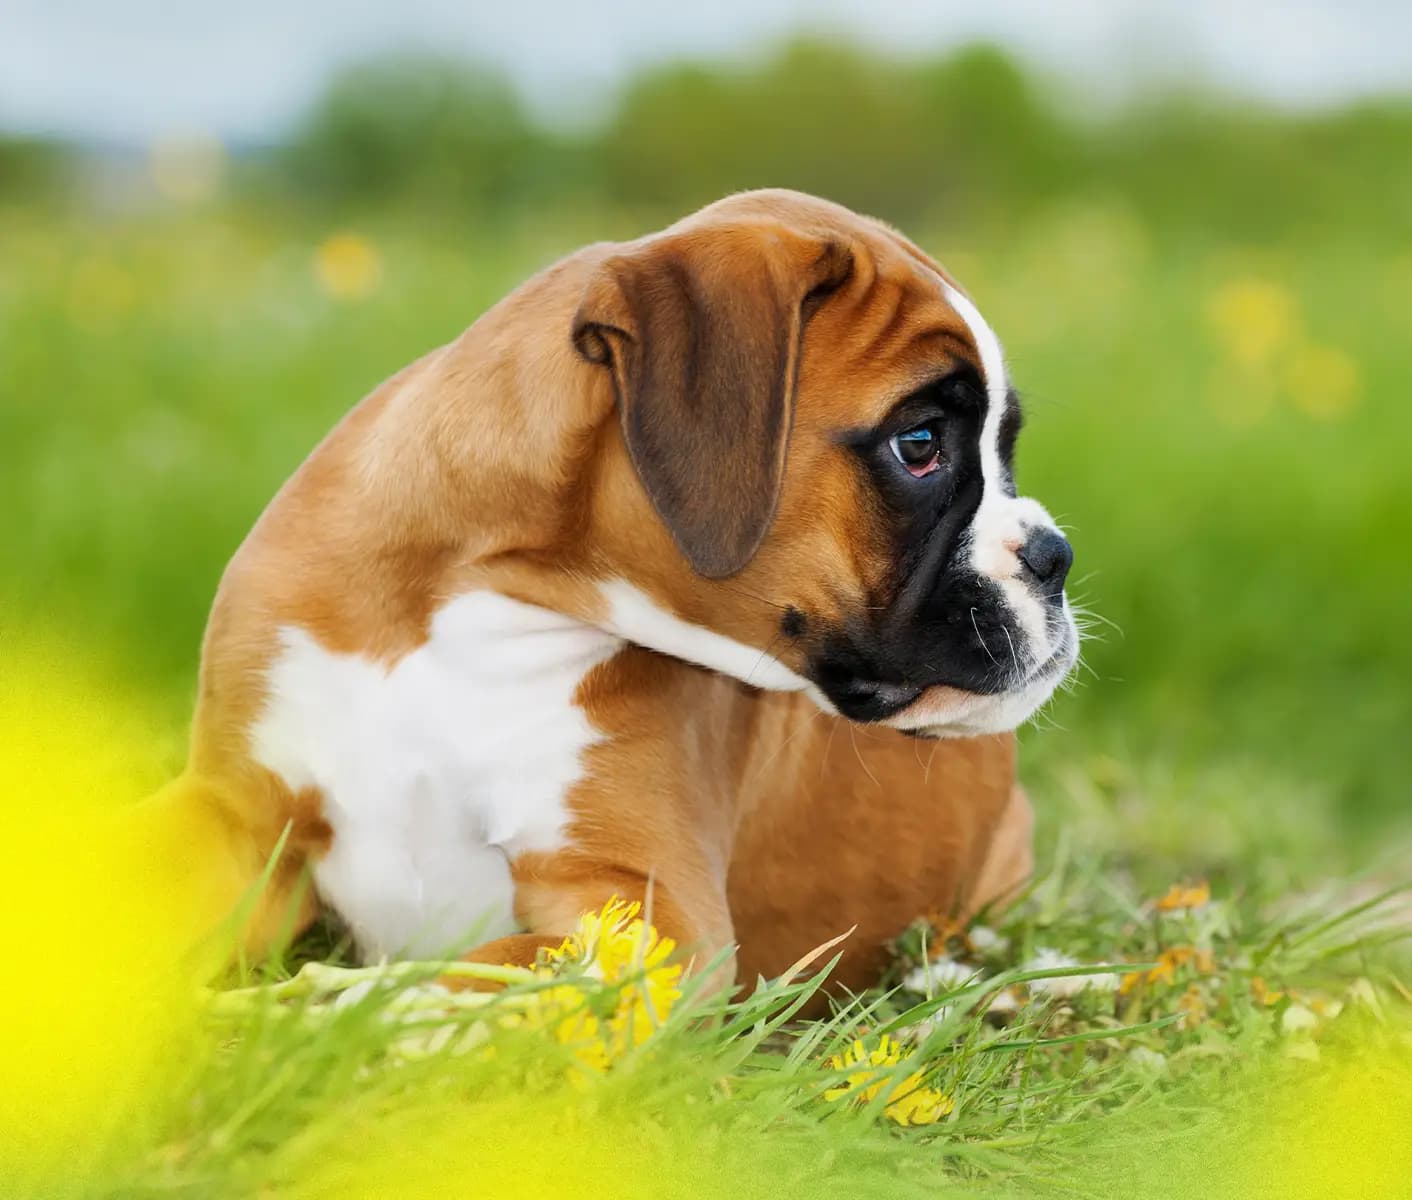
[1000,624,1021,678]
[847,723,880,790]
[971,607,1001,668]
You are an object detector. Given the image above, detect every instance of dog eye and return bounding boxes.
[889,422,945,478]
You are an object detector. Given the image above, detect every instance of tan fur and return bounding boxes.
[152,190,1034,990]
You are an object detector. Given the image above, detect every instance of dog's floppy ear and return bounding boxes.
[572,224,853,578]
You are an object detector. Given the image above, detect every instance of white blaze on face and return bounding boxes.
[940,282,1065,674]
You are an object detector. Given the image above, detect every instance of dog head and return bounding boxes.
[571,189,1077,737]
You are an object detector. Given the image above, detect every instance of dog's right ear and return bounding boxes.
[572,225,853,579]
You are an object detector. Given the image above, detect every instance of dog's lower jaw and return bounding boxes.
[890,624,1079,740]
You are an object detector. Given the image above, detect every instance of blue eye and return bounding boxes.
[889,422,945,476]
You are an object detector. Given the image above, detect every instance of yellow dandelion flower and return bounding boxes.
[506,897,683,1076]
[546,899,680,1000]
[1251,976,1285,1008]
[920,911,968,947]
[1205,278,1301,368]
[824,1034,953,1126]
[1177,984,1209,1030]
[1155,881,1211,912]
[1162,945,1215,974]
[314,232,383,301]
[1147,956,1177,988]
[501,982,613,1076]
[1121,944,1214,995]
[884,1071,956,1126]
[1285,343,1362,421]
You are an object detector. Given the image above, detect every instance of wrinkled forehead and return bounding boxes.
[874,223,1010,396]
[804,225,1015,433]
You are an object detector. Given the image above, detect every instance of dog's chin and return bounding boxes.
[890,628,1079,740]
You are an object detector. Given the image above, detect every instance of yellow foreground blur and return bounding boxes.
[0,634,197,1189]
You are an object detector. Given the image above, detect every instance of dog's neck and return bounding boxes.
[351,309,815,702]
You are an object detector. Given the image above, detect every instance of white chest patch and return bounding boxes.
[250,592,621,961]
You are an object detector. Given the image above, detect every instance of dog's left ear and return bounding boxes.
[572,224,853,578]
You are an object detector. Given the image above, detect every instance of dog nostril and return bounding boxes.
[1018,528,1073,590]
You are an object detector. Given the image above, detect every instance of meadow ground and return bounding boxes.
[2,203,1410,1197]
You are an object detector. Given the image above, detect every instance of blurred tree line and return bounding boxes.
[6,38,1411,240]
[0,135,71,200]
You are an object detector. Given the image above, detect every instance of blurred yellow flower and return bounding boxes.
[314,232,383,300]
[1285,343,1362,421]
[1251,976,1285,1007]
[1155,880,1211,912]
[505,897,682,1076]
[67,258,139,330]
[1206,278,1301,368]
[825,1034,953,1126]
[1204,276,1363,426]
[148,130,226,203]
[1177,983,1209,1030]
[1120,944,1214,995]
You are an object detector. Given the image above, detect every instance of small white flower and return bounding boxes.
[985,987,1022,1017]
[968,925,1010,956]
[1348,977,1384,1018]
[1085,970,1120,994]
[903,956,981,995]
[1281,1004,1318,1035]
[1128,1046,1168,1074]
[1025,948,1118,998]
[903,1012,953,1042]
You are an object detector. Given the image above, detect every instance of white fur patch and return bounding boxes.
[250,592,621,961]
[942,282,1072,670]
[599,579,814,693]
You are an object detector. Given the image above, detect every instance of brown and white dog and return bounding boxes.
[150,189,1077,994]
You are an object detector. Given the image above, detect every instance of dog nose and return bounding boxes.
[1018,527,1073,592]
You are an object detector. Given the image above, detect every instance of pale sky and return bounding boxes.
[3,0,1409,143]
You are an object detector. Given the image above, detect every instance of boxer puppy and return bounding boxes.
[148,189,1077,993]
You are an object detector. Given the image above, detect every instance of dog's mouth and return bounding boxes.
[814,614,1079,733]
[804,583,1082,732]
[890,623,1079,738]
[821,677,927,722]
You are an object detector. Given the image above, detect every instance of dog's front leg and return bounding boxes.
[448,646,741,994]
[444,847,736,999]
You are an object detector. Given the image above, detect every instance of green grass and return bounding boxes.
[2,200,1410,1197]
[11,843,1409,1199]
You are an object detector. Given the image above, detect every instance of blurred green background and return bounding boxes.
[2,31,1409,878]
